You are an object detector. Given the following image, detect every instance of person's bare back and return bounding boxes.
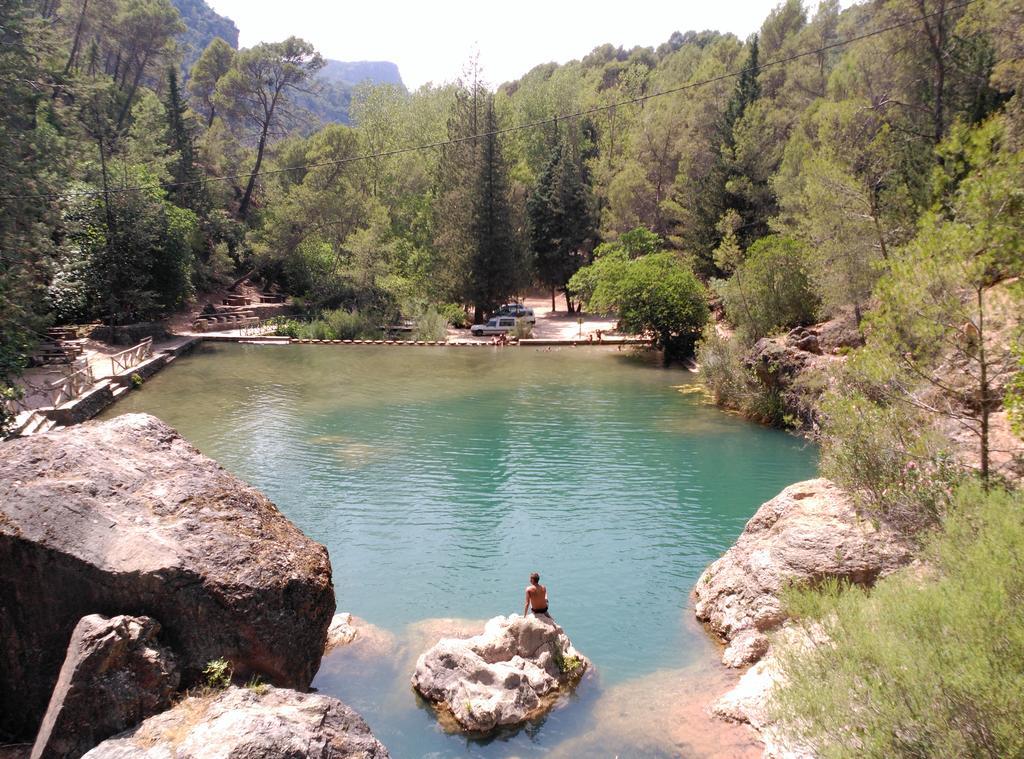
[524,572,549,616]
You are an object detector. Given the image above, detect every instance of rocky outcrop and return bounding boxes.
[743,311,861,428]
[82,687,389,758]
[0,414,335,742]
[694,479,911,667]
[412,614,589,733]
[31,615,178,759]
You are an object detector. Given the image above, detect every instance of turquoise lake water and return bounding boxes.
[105,343,817,757]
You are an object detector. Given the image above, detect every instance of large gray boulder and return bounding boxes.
[82,687,389,759]
[31,615,178,759]
[412,614,589,733]
[694,478,911,667]
[0,414,335,742]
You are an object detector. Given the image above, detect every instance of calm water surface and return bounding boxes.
[105,343,817,757]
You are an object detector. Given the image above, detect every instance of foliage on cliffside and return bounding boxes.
[773,483,1024,759]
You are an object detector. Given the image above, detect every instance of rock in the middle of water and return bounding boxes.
[411,614,590,732]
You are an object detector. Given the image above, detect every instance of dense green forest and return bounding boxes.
[2,0,1021,430]
[2,0,1021,418]
[1,0,1022,750]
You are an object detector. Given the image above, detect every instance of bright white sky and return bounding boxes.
[206,0,848,90]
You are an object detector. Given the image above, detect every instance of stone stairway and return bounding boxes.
[7,410,59,438]
[6,337,201,439]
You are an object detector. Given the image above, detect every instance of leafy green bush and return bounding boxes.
[324,309,378,340]
[511,319,534,339]
[437,303,469,329]
[202,658,232,690]
[715,236,818,340]
[818,388,961,529]
[413,306,448,341]
[270,310,379,340]
[270,317,302,338]
[772,483,1024,759]
[571,240,708,362]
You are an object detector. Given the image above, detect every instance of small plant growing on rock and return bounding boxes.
[552,644,583,676]
[130,373,144,388]
[202,658,232,690]
[244,674,268,695]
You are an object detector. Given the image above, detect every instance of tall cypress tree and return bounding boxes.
[467,96,523,319]
[528,140,595,312]
[725,34,761,134]
[433,80,484,302]
[164,67,205,213]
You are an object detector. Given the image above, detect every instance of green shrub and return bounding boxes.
[819,388,962,530]
[324,309,378,340]
[437,303,469,329]
[772,483,1024,759]
[511,319,534,339]
[272,310,380,340]
[202,658,232,690]
[270,318,302,338]
[572,246,709,362]
[697,326,751,408]
[696,326,786,425]
[716,236,818,340]
[413,306,448,341]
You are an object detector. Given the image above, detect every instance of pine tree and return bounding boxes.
[164,67,205,213]
[528,139,595,312]
[726,34,761,133]
[433,80,484,302]
[466,97,523,319]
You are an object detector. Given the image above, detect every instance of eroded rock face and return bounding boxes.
[31,615,178,759]
[694,479,911,667]
[82,687,389,759]
[0,414,335,741]
[743,311,861,429]
[412,614,589,732]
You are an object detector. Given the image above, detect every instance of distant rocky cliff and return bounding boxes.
[302,60,407,126]
[321,60,405,90]
[169,0,405,125]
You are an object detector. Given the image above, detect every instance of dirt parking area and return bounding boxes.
[448,295,622,343]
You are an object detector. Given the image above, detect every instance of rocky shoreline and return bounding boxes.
[692,478,916,757]
[0,414,372,757]
[1,414,597,758]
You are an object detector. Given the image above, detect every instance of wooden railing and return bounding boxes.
[45,363,96,407]
[109,337,153,376]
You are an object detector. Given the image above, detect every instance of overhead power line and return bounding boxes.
[0,0,977,202]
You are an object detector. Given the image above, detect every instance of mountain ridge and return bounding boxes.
[171,0,405,123]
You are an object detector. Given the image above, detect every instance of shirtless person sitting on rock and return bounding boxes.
[524,572,549,617]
